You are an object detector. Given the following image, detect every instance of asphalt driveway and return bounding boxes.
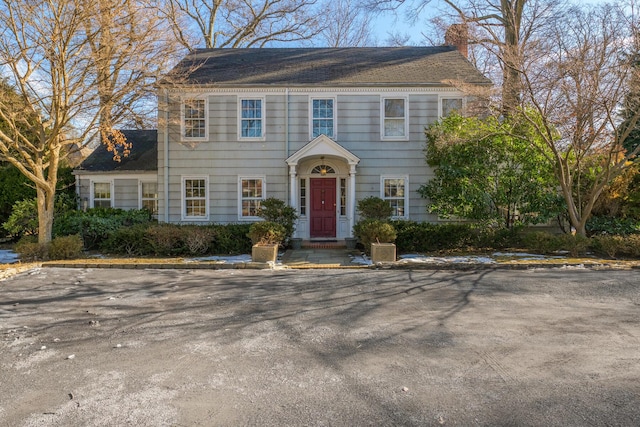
[1,267,639,426]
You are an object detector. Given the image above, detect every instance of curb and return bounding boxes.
[35,261,639,271]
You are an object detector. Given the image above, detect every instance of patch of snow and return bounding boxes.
[350,254,372,265]
[186,254,252,264]
[0,249,19,264]
[399,254,496,264]
[492,252,546,258]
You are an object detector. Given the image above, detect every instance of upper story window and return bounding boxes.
[311,98,335,138]
[239,98,264,139]
[182,98,207,140]
[381,97,408,140]
[182,176,208,220]
[381,176,409,219]
[92,181,112,208]
[441,97,464,117]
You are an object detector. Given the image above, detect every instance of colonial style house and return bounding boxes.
[74,46,490,240]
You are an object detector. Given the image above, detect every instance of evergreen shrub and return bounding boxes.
[48,235,83,260]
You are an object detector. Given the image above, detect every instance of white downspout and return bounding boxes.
[285,87,290,204]
[348,163,357,237]
[163,90,170,222]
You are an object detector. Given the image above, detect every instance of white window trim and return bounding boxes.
[138,180,158,215]
[90,180,114,208]
[181,175,209,221]
[180,96,209,141]
[238,96,266,141]
[238,175,266,221]
[380,96,409,141]
[309,96,337,140]
[380,175,409,219]
[438,95,466,119]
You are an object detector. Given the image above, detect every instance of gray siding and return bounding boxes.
[158,90,448,224]
[76,174,157,211]
[114,179,139,210]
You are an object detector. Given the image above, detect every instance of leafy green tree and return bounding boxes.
[419,113,561,229]
[0,163,36,227]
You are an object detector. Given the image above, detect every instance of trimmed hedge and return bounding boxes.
[353,219,397,254]
[49,207,254,256]
[53,208,154,250]
[391,220,476,253]
[99,223,252,256]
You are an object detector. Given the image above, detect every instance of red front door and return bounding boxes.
[310,178,336,238]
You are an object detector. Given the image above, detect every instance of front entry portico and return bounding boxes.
[286,135,360,240]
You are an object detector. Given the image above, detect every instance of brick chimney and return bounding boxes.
[445,23,468,58]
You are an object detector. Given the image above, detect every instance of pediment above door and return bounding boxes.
[286,135,360,166]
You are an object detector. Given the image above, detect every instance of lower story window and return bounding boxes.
[92,182,112,208]
[140,181,158,215]
[340,178,346,216]
[299,178,306,216]
[240,177,265,219]
[381,176,408,219]
[183,177,208,220]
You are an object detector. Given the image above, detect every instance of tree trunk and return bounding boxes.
[36,182,56,244]
[500,0,525,115]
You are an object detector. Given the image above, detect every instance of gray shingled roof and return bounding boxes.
[76,130,157,172]
[165,47,491,87]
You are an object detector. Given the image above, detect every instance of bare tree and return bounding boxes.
[518,2,640,236]
[0,0,180,244]
[317,0,375,47]
[159,0,324,49]
[364,0,563,113]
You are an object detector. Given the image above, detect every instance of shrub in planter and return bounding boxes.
[48,235,83,260]
[356,196,393,220]
[247,221,286,246]
[353,219,397,255]
[257,198,298,245]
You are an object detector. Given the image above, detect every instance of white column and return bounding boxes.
[289,164,297,210]
[348,163,357,237]
[289,164,299,238]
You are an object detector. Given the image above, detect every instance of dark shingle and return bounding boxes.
[77,130,157,172]
[165,47,491,87]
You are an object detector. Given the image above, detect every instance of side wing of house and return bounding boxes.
[74,130,159,214]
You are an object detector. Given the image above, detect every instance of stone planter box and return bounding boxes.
[251,244,279,263]
[371,242,396,263]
